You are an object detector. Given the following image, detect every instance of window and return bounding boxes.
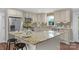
[47,16,55,26]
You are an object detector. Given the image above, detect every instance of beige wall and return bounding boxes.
[47,12,54,16]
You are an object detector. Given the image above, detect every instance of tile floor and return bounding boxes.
[60,42,79,50]
[0,42,79,50]
[0,43,15,50]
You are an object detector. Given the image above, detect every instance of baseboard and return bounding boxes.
[61,40,70,45]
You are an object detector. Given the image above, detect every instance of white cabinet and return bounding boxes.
[8,9,17,16]
[60,30,71,44]
[54,12,60,22]
[25,12,33,18]
[65,10,71,23]
[8,9,23,17]
[25,12,38,23]
[54,9,71,23]
[16,10,23,17]
[25,12,47,24]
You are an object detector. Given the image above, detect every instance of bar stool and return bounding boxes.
[15,43,27,50]
[7,38,17,50]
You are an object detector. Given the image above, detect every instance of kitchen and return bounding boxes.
[0,8,78,50]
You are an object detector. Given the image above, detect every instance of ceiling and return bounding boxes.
[18,8,63,13]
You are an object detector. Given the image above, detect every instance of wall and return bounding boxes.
[0,9,6,42]
[72,9,79,42]
[47,12,54,16]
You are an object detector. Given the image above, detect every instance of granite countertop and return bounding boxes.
[9,31,64,45]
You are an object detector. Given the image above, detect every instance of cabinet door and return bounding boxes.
[54,9,70,23]
[60,11,66,22]
[16,11,23,17]
[65,10,70,23]
[54,12,60,22]
[25,12,32,18]
[60,30,70,44]
[26,13,29,18]
[8,9,23,17]
[8,9,17,16]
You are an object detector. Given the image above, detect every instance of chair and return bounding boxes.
[15,43,27,50]
[7,38,17,50]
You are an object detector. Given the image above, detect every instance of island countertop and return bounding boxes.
[9,30,64,45]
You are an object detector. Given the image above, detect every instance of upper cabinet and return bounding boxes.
[25,12,38,23]
[25,12,34,18]
[54,9,71,23]
[16,10,23,17]
[7,9,23,17]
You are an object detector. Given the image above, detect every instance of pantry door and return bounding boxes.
[0,12,5,42]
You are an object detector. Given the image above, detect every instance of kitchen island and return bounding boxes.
[9,30,64,50]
